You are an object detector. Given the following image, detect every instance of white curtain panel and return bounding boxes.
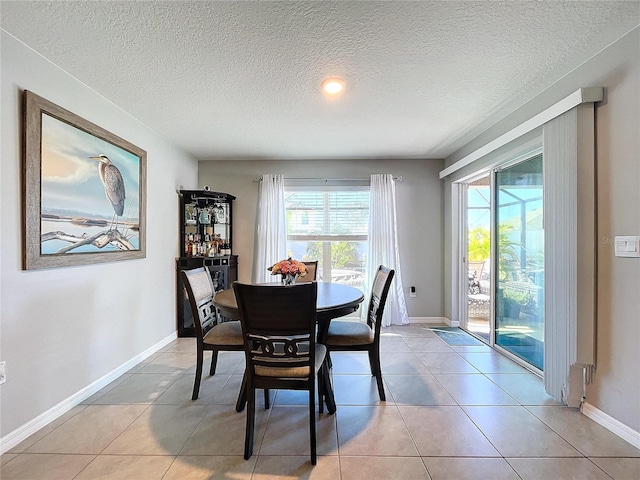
[367,174,409,326]
[252,174,287,284]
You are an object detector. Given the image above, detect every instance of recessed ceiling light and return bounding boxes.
[321,77,345,96]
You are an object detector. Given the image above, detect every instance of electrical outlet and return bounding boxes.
[0,362,6,385]
[409,286,416,298]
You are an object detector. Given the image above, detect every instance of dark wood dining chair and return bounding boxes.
[233,281,332,465]
[180,267,244,400]
[325,265,395,401]
[302,261,318,281]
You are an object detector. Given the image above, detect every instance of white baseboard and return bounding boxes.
[0,331,177,454]
[581,401,640,449]
[409,316,450,324]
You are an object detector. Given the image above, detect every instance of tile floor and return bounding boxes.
[3,324,639,479]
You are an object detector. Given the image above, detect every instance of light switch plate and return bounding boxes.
[614,236,640,257]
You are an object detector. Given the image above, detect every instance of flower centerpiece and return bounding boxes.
[268,257,308,285]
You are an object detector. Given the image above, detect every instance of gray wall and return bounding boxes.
[198,159,444,319]
[0,31,198,439]
[443,28,640,431]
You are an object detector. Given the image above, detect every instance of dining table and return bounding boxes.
[213,281,365,413]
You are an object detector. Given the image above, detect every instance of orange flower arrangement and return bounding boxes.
[268,257,308,277]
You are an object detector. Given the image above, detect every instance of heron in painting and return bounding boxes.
[89,154,125,229]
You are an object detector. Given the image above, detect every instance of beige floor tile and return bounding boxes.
[102,405,208,455]
[337,406,419,456]
[159,337,196,353]
[415,352,479,374]
[332,375,388,405]
[137,351,198,375]
[458,352,529,374]
[402,337,454,353]
[126,352,163,374]
[381,352,431,375]
[180,405,269,456]
[340,456,430,480]
[423,457,520,480]
[507,457,612,480]
[74,454,174,480]
[399,406,500,457]
[252,455,340,479]
[163,455,255,480]
[210,351,246,375]
[273,387,319,406]
[211,374,246,405]
[82,374,133,404]
[257,405,338,456]
[0,453,95,480]
[390,324,438,337]
[380,335,412,352]
[435,373,518,405]
[154,372,232,405]
[385,374,456,406]
[527,406,640,457]
[486,373,560,406]
[463,405,582,457]
[91,373,178,404]
[212,374,269,408]
[328,352,372,374]
[25,404,148,454]
[10,336,637,480]
[8,405,88,453]
[590,457,640,480]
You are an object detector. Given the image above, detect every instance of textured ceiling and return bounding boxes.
[2,1,639,161]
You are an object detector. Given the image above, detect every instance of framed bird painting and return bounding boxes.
[22,90,147,269]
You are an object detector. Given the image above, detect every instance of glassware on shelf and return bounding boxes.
[179,190,235,258]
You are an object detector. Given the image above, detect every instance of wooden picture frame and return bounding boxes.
[23,90,147,270]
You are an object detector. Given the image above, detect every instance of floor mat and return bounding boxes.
[430,327,485,346]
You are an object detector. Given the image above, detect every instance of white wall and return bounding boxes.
[443,27,640,432]
[0,31,198,440]
[198,159,444,319]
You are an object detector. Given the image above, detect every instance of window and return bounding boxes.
[284,183,369,290]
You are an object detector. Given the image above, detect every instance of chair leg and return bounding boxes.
[209,350,219,375]
[264,389,270,409]
[326,351,333,369]
[244,387,255,460]
[317,368,324,414]
[368,348,386,401]
[235,373,247,412]
[192,349,204,400]
[322,363,336,414]
[309,387,317,465]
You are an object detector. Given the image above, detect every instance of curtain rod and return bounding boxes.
[253,176,402,182]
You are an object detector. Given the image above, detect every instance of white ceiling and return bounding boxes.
[2,1,639,161]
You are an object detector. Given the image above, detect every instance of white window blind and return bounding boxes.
[543,104,597,406]
[284,184,369,289]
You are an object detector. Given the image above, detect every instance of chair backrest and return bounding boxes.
[233,282,318,378]
[180,267,217,341]
[302,261,318,281]
[367,265,395,336]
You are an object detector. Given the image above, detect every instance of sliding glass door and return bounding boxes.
[459,154,544,372]
[495,155,544,370]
